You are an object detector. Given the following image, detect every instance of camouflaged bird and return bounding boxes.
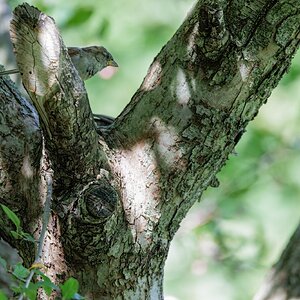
[0,46,118,138]
[0,46,118,80]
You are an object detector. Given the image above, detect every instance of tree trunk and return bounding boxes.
[254,223,300,300]
[0,1,300,299]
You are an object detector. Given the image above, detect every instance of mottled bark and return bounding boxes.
[0,1,300,299]
[0,69,42,255]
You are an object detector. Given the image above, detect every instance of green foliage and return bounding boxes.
[0,256,7,269]
[13,263,30,280]
[1,204,20,228]
[1,204,35,243]
[0,291,8,300]
[60,278,80,300]
[97,18,110,39]
[65,7,94,28]
[35,270,59,296]
[142,23,174,48]
[0,204,83,299]
[0,254,82,299]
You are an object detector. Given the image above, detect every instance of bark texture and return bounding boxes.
[0,1,300,299]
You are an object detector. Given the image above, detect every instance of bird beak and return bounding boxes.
[107,60,118,67]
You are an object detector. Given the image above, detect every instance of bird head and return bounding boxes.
[82,46,118,71]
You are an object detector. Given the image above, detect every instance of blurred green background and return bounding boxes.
[3,1,300,299]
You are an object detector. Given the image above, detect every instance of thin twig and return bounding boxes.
[36,173,52,262]
[18,172,53,300]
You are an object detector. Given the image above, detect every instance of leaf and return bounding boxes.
[1,204,21,229]
[0,290,8,300]
[36,281,53,296]
[11,230,20,239]
[0,256,7,269]
[60,277,79,299]
[143,23,173,47]
[21,232,36,243]
[97,18,110,38]
[24,282,38,300]
[66,7,93,27]
[9,229,35,242]
[35,270,59,295]
[13,263,30,280]
[10,286,22,293]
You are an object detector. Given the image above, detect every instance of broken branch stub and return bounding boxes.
[10,4,62,137]
[10,4,61,96]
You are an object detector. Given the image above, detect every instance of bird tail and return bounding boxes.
[33,95,52,139]
[0,69,20,76]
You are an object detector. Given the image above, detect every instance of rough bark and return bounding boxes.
[0,1,300,299]
[254,223,300,300]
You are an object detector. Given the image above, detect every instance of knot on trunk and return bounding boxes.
[83,181,118,219]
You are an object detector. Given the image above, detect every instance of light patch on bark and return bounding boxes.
[41,214,68,286]
[187,22,199,53]
[238,61,252,82]
[117,142,161,248]
[141,61,162,91]
[122,275,162,300]
[175,68,191,105]
[151,117,186,170]
[149,276,161,300]
[21,155,33,178]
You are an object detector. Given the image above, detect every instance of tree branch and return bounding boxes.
[107,0,300,241]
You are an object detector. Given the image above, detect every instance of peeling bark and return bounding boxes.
[0,1,300,299]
